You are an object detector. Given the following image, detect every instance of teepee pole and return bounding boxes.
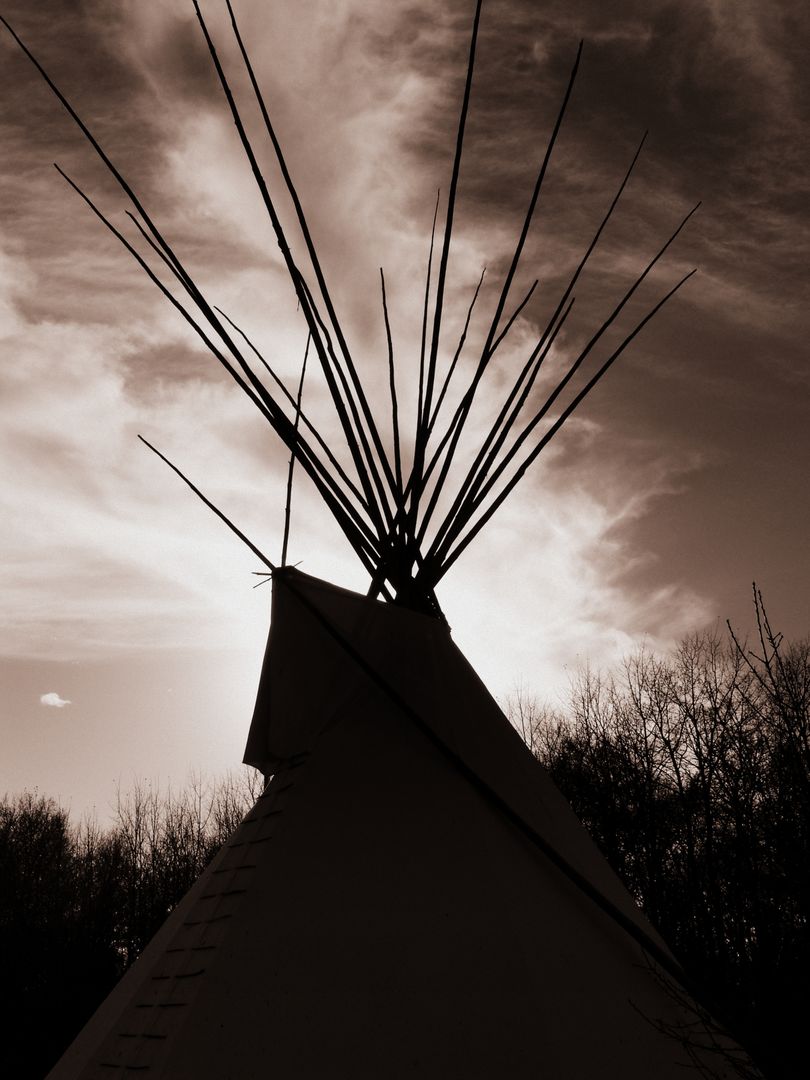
[281,334,310,567]
[138,436,276,570]
[192,2,395,540]
[138,434,390,594]
[56,162,388,567]
[374,266,488,585]
[377,265,488,587]
[412,50,583,556]
[443,205,701,554]
[52,170,272,425]
[423,297,575,562]
[220,0,401,512]
[414,275,541,549]
[433,268,698,582]
[408,0,483,533]
[0,16,189,287]
[417,192,441,446]
[212,309,371,511]
[488,278,539,357]
[112,197,384,555]
[21,29,335,510]
[294,272,396,534]
[371,193,442,584]
[426,195,700,572]
[418,41,583,534]
[447,133,649,519]
[380,269,404,502]
[456,300,574,508]
[426,267,486,437]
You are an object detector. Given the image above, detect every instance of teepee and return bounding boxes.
[47,569,754,1079]
[4,1,758,1077]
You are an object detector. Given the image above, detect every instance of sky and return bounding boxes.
[1,0,807,824]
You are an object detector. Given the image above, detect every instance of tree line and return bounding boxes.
[2,589,806,1077]
[510,589,808,1078]
[0,772,260,1079]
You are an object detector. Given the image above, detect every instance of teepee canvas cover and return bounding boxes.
[48,570,748,1078]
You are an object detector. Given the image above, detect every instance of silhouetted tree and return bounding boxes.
[110,772,261,964]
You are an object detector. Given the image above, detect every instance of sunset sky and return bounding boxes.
[1,0,807,823]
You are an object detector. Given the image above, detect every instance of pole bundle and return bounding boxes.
[0,1,698,619]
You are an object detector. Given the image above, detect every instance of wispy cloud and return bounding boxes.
[1,0,807,682]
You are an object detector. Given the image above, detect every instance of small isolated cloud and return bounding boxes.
[40,691,71,708]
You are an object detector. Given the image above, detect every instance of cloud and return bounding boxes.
[2,0,807,685]
[0,0,710,678]
[40,691,71,708]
